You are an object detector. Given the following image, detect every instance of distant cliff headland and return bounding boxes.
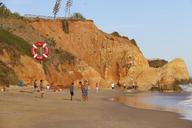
[0,4,190,91]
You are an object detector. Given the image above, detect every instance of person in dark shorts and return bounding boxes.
[39,80,44,98]
[69,82,74,100]
[83,80,89,101]
[84,84,88,101]
[79,81,85,101]
[33,80,38,90]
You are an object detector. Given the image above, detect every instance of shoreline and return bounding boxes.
[0,87,192,128]
[113,91,192,121]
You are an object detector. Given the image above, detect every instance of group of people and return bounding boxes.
[34,79,136,101]
[33,79,45,98]
[34,79,92,101]
[69,81,89,101]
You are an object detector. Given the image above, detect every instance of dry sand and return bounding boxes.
[0,86,192,128]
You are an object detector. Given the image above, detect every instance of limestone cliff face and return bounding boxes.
[136,59,190,90]
[0,18,190,90]
[136,68,160,90]
[160,59,190,87]
[30,19,149,86]
[0,49,45,85]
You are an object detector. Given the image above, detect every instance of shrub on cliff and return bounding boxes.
[42,48,76,73]
[0,3,11,17]
[174,79,190,86]
[0,61,18,86]
[111,31,121,37]
[148,59,168,68]
[44,38,56,48]
[54,48,76,65]
[70,12,86,20]
[130,39,139,47]
[0,29,31,56]
[0,3,22,18]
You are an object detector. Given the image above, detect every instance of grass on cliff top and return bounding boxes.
[0,3,22,19]
[0,28,31,56]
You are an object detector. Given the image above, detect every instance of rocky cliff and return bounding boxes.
[148,59,168,68]
[0,17,190,90]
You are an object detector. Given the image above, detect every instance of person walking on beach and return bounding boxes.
[33,80,38,91]
[84,81,89,101]
[96,83,99,93]
[79,81,85,101]
[39,80,44,98]
[69,82,74,100]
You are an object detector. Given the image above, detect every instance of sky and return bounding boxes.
[2,0,192,75]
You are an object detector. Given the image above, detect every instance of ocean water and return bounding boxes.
[116,84,192,121]
[142,91,192,121]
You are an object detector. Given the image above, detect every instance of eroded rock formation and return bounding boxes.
[0,18,190,90]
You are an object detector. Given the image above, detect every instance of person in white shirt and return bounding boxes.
[111,83,115,89]
[96,83,99,93]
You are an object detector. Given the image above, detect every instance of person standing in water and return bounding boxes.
[39,80,44,98]
[69,82,74,100]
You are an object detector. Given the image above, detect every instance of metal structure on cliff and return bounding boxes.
[53,0,62,19]
[53,0,73,19]
[65,0,73,19]
[64,0,73,33]
[53,0,73,33]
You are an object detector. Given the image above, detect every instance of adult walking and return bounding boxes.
[33,80,38,91]
[96,83,99,93]
[69,82,74,100]
[79,81,85,101]
[84,80,89,101]
[85,85,89,101]
[39,80,44,98]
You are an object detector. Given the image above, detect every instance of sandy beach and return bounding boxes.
[0,87,192,128]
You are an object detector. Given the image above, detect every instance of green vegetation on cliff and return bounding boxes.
[0,28,30,86]
[70,12,86,20]
[111,31,121,37]
[0,29,31,56]
[0,61,18,86]
[0,3,21,18]
[43,47,76,74]
[148,59,168,68]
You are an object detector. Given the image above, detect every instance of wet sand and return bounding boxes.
[113,92,183,113]
[0,87,192,128]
